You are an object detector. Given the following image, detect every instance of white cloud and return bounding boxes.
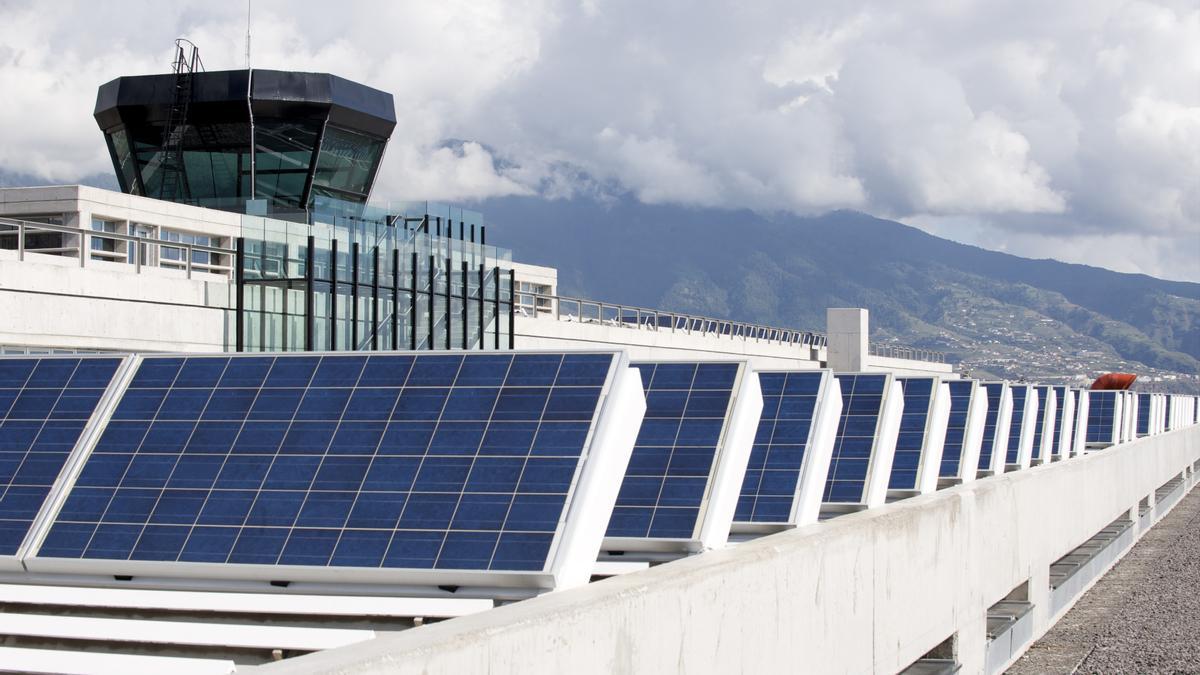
[0,0,1196,279]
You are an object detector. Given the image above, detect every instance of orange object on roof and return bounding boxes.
[1090,373,1137,390]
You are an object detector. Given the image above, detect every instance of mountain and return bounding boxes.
[476,195,1200,385]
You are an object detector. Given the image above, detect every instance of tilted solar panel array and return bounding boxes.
[1137,393,1152,437]
[1030,386,1053,464]
[1050,385,1071,459]
[826,374,900,508]
[977,383,1011,476]
[733,370,839,530]
[1005,385,1033,469]
[1086,391,1119,446]
[26,352,645,590]
[939,380,982,484]
[890,378,934,492]
[605,361,760,552]
[0,357,125,564]
[1071,389,1089,456]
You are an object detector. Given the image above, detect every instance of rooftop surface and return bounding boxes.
[1010,483,1200,673]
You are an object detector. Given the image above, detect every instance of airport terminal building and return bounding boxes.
[0,63,1196,675]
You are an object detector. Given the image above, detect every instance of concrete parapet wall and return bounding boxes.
[0,248,229,352]
[261,428,1200,675]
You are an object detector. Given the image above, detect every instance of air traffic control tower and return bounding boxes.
[94,44,396,217]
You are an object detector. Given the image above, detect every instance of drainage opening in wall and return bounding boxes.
[984,580,1033,675]
[898,633,959,674]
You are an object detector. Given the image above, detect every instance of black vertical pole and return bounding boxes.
[391,248,400,351]
[461,261,469,349]
[444,256,452,350]
[478,264,486,350]
[372,247,380,351]
[234,237,245,352]
[427,254,435,350]
[410,251,418,350]
[351,242,360,350]
[508,269,516,349]
[329,238,338,350]
[458,221,464,241]
[470,224,476,243]
[480,226,486,248]
[304,235,315,351]
[493,265,501,350]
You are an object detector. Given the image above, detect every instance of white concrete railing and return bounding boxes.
[259,427,1200,675]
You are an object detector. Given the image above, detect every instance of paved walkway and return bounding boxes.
[1009,484,1200,674]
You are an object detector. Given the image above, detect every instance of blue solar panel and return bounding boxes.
[1087,391,1118,444]
[1005,386,1029,465]
[0,356,123,557]
[1164,395,1173,431]
[891,378,934,491]
[939,381,975,479]
[1136,393,1151,436]
[606,362,740,540]
[735,371,824,524]
[977,383,1006,472]
[1050,386,1069,458]
[1070,390,1084,451]
[826,374,888,503]
[36,352,619,574]
[1030,386,1052,462]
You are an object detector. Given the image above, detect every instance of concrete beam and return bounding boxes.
[258,428,1200,675]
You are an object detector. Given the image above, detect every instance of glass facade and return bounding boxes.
[235,202,513,354]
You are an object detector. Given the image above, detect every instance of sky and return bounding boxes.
[0,0,1197,280]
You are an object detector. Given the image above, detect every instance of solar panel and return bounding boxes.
[1136,393,1151,437]
[1165,394,1173,431]
[891,377,950,495]
[1004,385,1037,470]
[938,380,986,485]
[976,382,1013,477]
[1086,391,1120,447]
[0,356,125,568]
[732,370,841,532]
[604,361,761,553]
[824,373,903,510]
[27,351,646,591]
[1050,386,1073,460]
[1029,386,1055,465]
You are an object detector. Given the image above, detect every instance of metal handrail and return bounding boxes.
[516,292,829,350]
[868,341,946,364]
[517,291,947,363]
[0,216,234,279]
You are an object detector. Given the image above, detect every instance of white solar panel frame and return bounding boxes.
[730,369,842,535]
[1122,391,1137,443]
[1071,390,1089,457]
[1052,386,1074,461]
[1032,387,1056,466]
[978,382,1012,477]
[23,350,647,592]
[603,361,763,555]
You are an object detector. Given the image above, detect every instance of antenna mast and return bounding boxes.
[245,0,252,69]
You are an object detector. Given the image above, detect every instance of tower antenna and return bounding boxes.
[245,0,252,69]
